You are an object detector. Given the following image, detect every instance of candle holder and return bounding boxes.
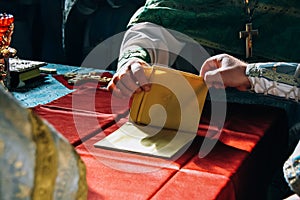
[0,13,17,90]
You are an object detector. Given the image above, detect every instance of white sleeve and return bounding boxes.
[246,63,300,101]
[119,22,186,69]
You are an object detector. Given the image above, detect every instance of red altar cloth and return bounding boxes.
[32,87,128,145]
[32,83,289,200]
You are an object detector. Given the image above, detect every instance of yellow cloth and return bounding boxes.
[130,66,208,133]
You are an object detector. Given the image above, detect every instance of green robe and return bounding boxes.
[127,0,300,62]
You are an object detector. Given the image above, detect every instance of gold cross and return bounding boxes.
[239,23,258,58]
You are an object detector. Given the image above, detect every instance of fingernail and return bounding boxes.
[135,87,142,93]
[144,85,151,91]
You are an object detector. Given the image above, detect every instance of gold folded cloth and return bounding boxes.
[130,66,208,133]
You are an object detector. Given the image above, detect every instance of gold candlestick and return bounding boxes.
[0,13,17,90]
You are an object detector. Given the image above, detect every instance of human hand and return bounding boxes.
[107,60,151,97]
[200,54,251,91]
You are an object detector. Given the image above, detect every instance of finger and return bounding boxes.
[211,82,225,89]
[107,81,123,98]
[118,72,142,93]
[200,58,220,77]
[107,75,119,92]
[204,70,225,89]
[116,81,137,97]
[111,73,120,84]
[108,81,136,98]
[107,79,114,92]
[110,65,142,95]
[131,62,151,92]
[108,75,136,98]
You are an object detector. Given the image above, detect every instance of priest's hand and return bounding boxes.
[200,54,251,91]
[107,60,151,97]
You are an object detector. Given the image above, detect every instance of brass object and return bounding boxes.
[240,0,259,58]
[239,23,259,58]
[0,13,17,90]
[64,71,112,85]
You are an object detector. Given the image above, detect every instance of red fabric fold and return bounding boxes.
[32,105,115,146]
[151,169,236,200]
[32,86,130,145]
[198,102,288,152]
[40,87,129,115]
[79,151,176,200]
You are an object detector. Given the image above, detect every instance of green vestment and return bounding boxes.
[127,0,300,62]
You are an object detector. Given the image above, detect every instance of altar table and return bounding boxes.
[13,63,290,200]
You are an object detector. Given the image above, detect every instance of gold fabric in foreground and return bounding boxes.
[0,85,87,200]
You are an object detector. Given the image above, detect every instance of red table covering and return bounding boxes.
[32,82,289,200]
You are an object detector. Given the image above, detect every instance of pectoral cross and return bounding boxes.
[239,23,258,58]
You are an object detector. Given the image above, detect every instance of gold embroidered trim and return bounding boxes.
[76,158,88,200]
[29,110,58,200]
[246,63,300,87]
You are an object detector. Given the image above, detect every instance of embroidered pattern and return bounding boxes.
[246,62,300,101]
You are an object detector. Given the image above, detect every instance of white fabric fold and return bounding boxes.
[248,76,300,101]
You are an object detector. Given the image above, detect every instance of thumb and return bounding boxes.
[200,59,219,77]
[204,69,225,89]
